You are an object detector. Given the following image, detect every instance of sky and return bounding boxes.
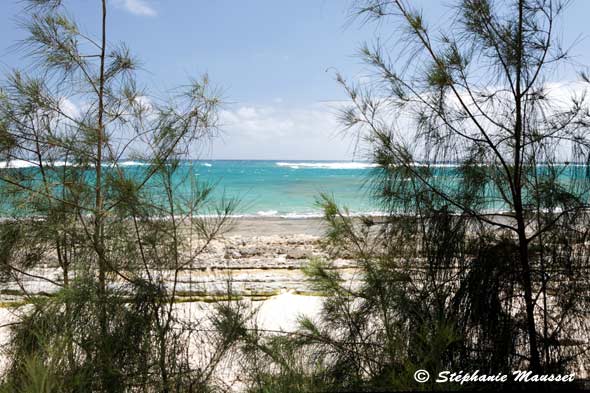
[1,0,590,160]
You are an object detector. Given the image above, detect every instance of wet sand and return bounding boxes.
[225,217,327,237]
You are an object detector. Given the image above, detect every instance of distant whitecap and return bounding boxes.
[256,210,279,217]
[117,161,150,167]
[275,162,378,170]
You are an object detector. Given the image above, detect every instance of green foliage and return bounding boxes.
[427,61,453,88]
[2,277,233,392]
[354,0,590,383]
[0,356,61,393]
[228,1,590,391]
[302,258,344,295]
[0,1,238,392]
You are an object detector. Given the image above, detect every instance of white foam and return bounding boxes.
[0,160,80,169]
[117,161,149,167]
[0,160,150,169]
[280,212,324,219]
[201,162,212,167]
[274,161,471,170]
[276,162,378,170]
[256,210,279,217]
[0,160,43,169]
[275,161,568,169]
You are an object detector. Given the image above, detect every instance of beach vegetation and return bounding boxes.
[228,0,590,391]
[0,0,243,391]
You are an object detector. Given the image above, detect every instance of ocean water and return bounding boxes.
[2,160,589,218]
[167,160,380,217]
[151,160,590,217]
[0,160,380,218]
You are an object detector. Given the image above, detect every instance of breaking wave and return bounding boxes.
[0,160,150,169]
[276,162,378,170]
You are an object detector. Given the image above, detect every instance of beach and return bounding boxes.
[0,217,355,302]
[225,216,327,237]
[2,0,589,388]
[0,217,339,386]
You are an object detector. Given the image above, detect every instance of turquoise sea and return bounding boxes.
[163,160,590,216]
[3,159,589,218]
[166,160,380,217]
[0,160,380,217]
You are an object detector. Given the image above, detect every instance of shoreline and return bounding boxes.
[225,216,328,237]
[0,213,518,305]
[0,217,355,304]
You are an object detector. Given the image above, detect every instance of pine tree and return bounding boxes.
[0,1,240,391]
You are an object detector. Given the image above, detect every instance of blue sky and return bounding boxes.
[1,0,589,160]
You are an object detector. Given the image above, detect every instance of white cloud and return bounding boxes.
[205,102,362,160]
[59,97,80,119]
[134,95,154,114]
[205,81,590,160]
[113,0,157,17]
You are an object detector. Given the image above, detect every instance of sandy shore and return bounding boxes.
[0,217,341,385]
[0,217,355,302]
[3,216,588,386]
[225,217,328,237]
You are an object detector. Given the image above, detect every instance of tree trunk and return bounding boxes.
[96,0,109,389]
[517,222,541,371]
[513,0,540,372]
